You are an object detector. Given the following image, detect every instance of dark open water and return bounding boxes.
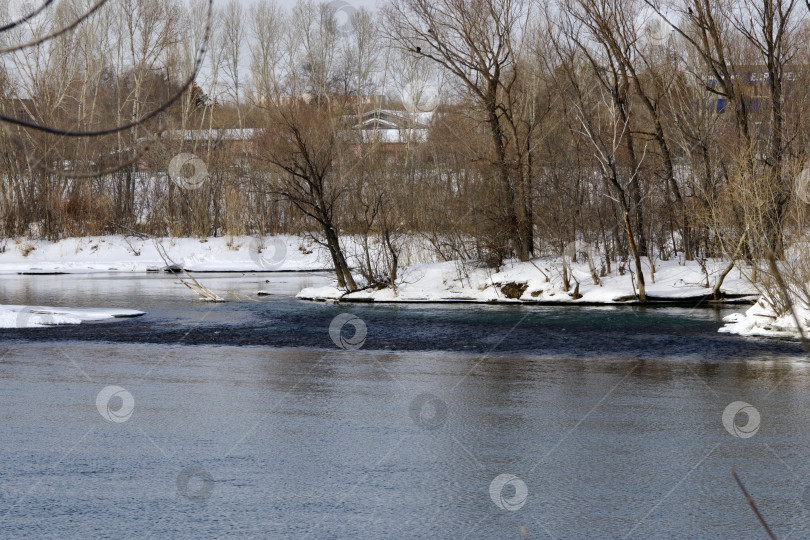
[1,272,808,538]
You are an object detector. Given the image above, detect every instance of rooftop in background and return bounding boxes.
[351,109,432,144]
[354,108,432,128]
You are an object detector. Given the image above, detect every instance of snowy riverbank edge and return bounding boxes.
[298,256,810,341]
[295,258,758,306]
[296,259,809,340]
[719,299,810,340]
[0,234,332,328]
[1,235,798,339]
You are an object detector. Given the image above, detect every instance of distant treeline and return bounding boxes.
[1,0,810,297]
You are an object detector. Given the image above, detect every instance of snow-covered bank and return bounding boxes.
[720,298,810,339]
[1,235,773,337]
[0,305,145,328]
[0,235,334,274]
[0,235,333,326]
[297,258,758,305]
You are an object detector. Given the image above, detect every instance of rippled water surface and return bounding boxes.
[1,272,809,538]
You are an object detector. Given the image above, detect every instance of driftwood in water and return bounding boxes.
[153,240,224,302]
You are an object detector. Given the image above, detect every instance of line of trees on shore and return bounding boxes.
[2,0,810,299]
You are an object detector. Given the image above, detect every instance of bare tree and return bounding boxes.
[221,0,245,127]
[385,0,537,262]
[248,0,285,103]
[258,102,358,291]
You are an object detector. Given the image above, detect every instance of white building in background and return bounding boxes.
[351,109,431,144]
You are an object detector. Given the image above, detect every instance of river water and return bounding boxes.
[1,272,809,538]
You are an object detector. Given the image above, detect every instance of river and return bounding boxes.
[0,272,808,538]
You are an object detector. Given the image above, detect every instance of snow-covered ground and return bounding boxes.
[0,305,144,328]
[0,235,333,274]
[297,257,758,305]
[720,297,810,339]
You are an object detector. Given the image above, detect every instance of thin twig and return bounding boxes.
[730,468,778,540]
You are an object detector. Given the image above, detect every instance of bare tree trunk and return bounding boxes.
[624,210,646,302]
[324,224,356,290]
[486,100,525,261]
